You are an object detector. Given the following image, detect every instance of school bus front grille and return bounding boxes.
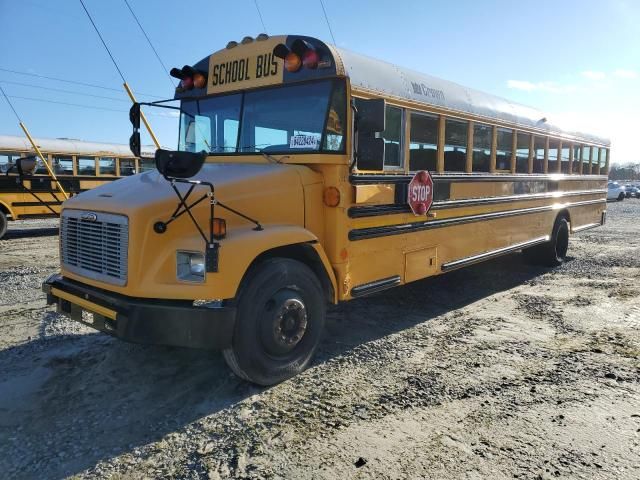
[60,210,129,286]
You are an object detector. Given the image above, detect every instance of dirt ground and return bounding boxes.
[0,202,639,480]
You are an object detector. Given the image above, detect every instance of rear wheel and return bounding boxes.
[0,211,7,240]
[523,217,569,267]
[618,193,625,201]
[223,258,326,385]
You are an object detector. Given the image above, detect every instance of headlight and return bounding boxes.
[177,251,205,282]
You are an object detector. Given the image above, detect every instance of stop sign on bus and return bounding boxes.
[407,170,433,215]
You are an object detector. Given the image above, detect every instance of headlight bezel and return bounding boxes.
[176,250,206,283]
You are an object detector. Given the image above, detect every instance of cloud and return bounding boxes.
[507,80,576,94]
[613,69,638,79]
[581,70,606,80]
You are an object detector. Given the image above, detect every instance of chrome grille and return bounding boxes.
[60,210,128,286]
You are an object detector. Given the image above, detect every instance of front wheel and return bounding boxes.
[0,211,7,240]
[223,258,326,385]
[523,217,569,267]
[618,193,625,201]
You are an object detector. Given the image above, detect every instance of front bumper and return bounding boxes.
[42,274,236,349]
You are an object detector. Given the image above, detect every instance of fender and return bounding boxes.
[214,225,338,302]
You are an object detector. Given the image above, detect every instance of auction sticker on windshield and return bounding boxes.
[290,134,320,149]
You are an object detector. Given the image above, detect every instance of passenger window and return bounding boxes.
[472,123,492,172]
[582,146,591,173]
[561,146,571,173]
[533,137,545,173]
[140,158,155,172]
[99,157,116,175]
[547,139,559,172]
[0,152,12,173]
[496,128,513,171]
[119,159,137,176]
[52,155,74,175]
[444,118,467,172]
[599,147,607,170]
[78,157,96,176]
[380,105,404,169]
[515,132,530,173]
[572,145,582,173]
[409,112,438,171]
[34,154,50,174]
[323,80,346,152]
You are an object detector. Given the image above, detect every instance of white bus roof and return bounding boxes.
[335,46,610,146]
[0,134,157,157]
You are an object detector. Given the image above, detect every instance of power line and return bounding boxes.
[123,0,175,88]
[6,94,177,118]
[254,0,268,33]
[78,0,126,83]
[0,67,164,99]
[0,84,23,123]
[319,0,337,45]
[0,80,130,103]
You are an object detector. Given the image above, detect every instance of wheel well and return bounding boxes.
[0,202,12,218]
[244,242,335,304]
[556,208,570,227]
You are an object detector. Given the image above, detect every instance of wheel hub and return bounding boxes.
[260,292,308,356]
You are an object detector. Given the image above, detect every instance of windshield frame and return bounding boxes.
[177,78,347,156]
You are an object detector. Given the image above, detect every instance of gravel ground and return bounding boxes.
[0,203,639,480]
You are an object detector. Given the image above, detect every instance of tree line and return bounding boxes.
[608,163,640,181]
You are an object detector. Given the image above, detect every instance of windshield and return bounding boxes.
[178,79,345,155]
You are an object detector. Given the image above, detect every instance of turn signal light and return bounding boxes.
[193,72,207,89]
[273,40,324,73]
[323,186,340,207]
[284,52,302,72]
[212,218,227,239]
[170,65,207,91]
[302,49,319,69]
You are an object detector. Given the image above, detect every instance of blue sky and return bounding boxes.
[0,0,638,163]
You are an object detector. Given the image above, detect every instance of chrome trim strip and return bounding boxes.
[441,236,550,272]
[572,222,601,233]
[348,189,606,218]
[351,275,401,297]
[348,199,606,241]
[349,173,608,185]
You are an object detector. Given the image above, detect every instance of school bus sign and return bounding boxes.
[408,170,433,215]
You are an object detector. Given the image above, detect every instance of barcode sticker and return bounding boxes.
[290,134,320,149]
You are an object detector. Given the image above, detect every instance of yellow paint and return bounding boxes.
[51,287,117,320]
[47,34,609,322]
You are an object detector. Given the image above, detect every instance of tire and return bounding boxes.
[523,217,569,267]
[223,258,326,385]
[618,193,625,201]
[0,211,7,240]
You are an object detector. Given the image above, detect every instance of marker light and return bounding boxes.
[323,186,340,207]
[212,218,227,239]
[302,49,319,69]
[193,72,207,89]
[285,52,302,72]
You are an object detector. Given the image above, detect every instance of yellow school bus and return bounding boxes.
[43,34,609,385]
[0,135,156,238]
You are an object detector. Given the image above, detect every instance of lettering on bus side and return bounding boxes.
[411,82,445,101]
[211,54,279,86]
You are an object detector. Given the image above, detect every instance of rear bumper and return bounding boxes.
[42,274,236,349]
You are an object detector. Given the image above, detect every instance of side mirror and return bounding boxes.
[129,103,141,129]
[17,155,38,176]
[356,98,385,135]
[356,137,385,171]
[129,103,141,157]
[129,131,141,158]
[155,149,206,178]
